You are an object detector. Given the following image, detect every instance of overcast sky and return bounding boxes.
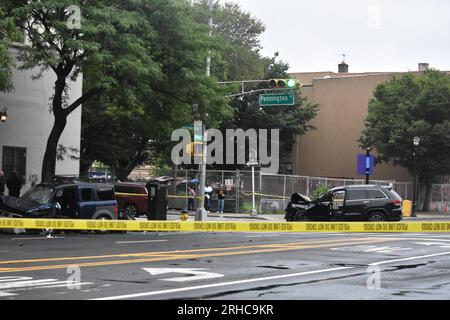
[228,0,450,73]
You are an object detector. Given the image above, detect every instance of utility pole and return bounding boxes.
[195,0,213,221]
[246,149,259,216]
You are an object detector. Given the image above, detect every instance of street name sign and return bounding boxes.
[259,93,295,106]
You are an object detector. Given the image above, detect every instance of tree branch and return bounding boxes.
[65,87,103,116]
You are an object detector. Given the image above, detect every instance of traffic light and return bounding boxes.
[268,79,298,88]
[186,142,204,156]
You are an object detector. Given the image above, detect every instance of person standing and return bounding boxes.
[6,170,22,198]
[0,171,5,196]
[187,185,196,212]
[217,188,225,214]
[204,183,213,212]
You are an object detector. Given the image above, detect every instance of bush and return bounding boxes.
[309,184,329,199]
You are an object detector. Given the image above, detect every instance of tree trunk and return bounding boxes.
[79,158,93,179]
[41,114,67,182]
[39,58,101,182]
[422,178,433,211]
[116,168,131,182]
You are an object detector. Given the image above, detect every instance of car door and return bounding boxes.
[330,190,346,220]
[132,185,149,215]
[307,192,333,221]
[78,187,96,219]
[54,186,78,218]
[343,189,368,221]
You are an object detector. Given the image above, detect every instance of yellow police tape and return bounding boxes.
[1,218,450,233]
[115,192,205,200]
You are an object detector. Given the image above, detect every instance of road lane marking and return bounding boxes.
[92,266,354,300]
[0,237,387,265]
[331,245,412,253]
[115,240,168,244]
[369,251,450,266]
[143,268,224,282]
[370,237,450,242]
[0,238,393,273]
[246,235,280,238]
[412,242,450,248]
[10,237,66,240]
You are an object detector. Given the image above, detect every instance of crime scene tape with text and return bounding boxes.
[1,218,450,233]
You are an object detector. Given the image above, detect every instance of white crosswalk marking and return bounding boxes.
[0,276,32,283]
[0,276,93,298]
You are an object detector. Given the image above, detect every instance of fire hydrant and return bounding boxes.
[180,211,189,221]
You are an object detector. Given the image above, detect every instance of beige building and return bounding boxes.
[289,63,437,182]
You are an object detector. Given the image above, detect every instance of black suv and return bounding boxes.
[285,185,403,222]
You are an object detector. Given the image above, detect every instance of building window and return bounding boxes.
[2,146,26,181]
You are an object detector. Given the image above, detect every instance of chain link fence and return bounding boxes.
[130,169,450,214]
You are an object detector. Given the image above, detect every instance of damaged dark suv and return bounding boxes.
[285,185,403,222]
[0,182,118,220]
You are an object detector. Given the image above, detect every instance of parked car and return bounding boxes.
[114,182,148,217]
[0,182,118,220]
[285,185,403,222]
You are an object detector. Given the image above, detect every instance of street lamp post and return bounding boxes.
[246,149,259,216]
[194,0,214,221]
[412,136,420,217]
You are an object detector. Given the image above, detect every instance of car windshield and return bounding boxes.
[21,186,54,205]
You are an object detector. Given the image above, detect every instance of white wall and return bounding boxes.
[0,47,82,193]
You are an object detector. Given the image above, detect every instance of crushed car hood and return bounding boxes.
[290,192,312,204]
[0,195,42,213]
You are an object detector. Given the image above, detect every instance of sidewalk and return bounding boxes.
[167,210,450,222]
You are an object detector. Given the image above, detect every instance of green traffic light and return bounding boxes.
[286,79,296,88]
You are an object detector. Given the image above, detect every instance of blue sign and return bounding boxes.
[357,154,374,176]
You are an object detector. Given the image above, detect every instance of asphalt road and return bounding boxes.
[1,229,450,300]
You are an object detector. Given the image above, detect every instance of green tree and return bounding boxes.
[3,0,230,182]
[4,0,157,181]
[0,4,22,92]
[79,0,232,180]
[360,70,450,210]
[191,0,266,82]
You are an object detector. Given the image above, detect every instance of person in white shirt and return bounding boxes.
[204,183,213,212]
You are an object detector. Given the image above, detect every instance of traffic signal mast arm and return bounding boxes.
[219,79,301,98]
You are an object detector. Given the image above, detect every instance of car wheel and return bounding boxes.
[95,215,112,234]
[367,212,387,222]
[295,212,311,221]
[125,204,139,218]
